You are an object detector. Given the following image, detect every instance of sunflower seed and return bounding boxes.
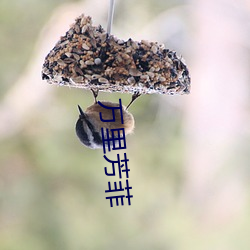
[75,24,80,34]
[81,25,88,34]
[98,77,109,84]
[85,60,94,65]
[72,76,84,83]
[141,40,150,47]
[129,68,142,77]
[82,43,90,50]
[147,72,154,78]
[73,53,80,60]
[63,58,75,64]
[140,75,149,82]
[128,77,135,84]
[151,45,158,54]
[74,66,83,75]
[118,39,125,45]
[65,52,72,58]
[92,74,101,79]
[57,59,67,66]
[132,41,139,50]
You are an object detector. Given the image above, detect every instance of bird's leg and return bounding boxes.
[91,89,99,103]
[126,91,141,110]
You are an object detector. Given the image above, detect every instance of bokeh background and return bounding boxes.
[1,0,250,249]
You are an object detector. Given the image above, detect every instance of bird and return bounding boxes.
[75,89,135,149]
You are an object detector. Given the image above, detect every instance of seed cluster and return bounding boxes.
[42,14,190,95]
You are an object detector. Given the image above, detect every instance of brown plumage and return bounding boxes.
[75,101,134,149]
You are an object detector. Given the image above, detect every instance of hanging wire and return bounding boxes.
[107,0,115,34]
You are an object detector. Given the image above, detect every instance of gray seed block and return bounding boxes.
[42,14,190,95]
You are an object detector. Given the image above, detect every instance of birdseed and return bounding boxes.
[42,14,190,95]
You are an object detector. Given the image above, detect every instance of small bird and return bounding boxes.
[75,89,135,149]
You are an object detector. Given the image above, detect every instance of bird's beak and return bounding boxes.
[77,105,86,118]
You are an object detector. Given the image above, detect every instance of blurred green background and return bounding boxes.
[1,0,250,249]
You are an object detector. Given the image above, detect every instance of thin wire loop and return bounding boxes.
[107,0,115,34]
